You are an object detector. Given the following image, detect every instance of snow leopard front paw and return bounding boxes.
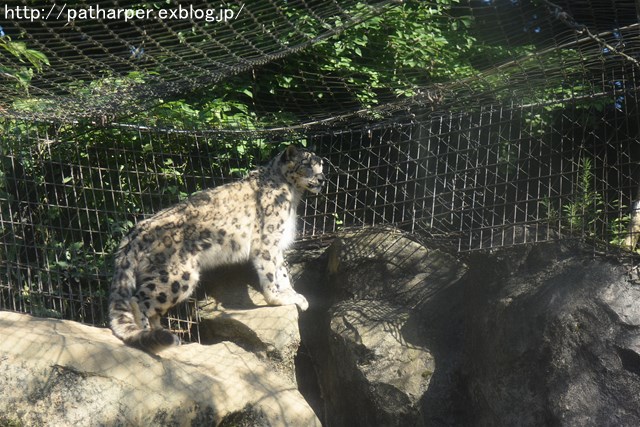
[292,292,309,311]
[268,289,309,311]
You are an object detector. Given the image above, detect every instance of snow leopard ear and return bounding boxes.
[283,145,299,162]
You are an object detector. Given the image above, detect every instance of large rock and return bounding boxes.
[292,228,640,426]
[0,311,320,427]
[462,241,640,426]
[4,228,639,426]
[292,228,468,426]
[324,299,435,426]
[197,263,302,383]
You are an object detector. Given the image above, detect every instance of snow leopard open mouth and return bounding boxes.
[308,178,325,193]
[308,183,323,193]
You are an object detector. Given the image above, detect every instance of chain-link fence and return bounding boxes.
[1,0,639,340]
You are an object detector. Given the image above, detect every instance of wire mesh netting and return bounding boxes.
[1,0,400,122]
[1,0,640,340]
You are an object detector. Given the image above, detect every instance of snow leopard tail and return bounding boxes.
[109,251,179,353]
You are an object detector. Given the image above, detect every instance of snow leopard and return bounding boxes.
[109,145,325,353]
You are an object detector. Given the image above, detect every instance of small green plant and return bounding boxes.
[541,197,559,225]
[609,201,631,244]
[542,157,603,236]
[609,199,640,253]
[540,157,635,249]
[561,157,603,234]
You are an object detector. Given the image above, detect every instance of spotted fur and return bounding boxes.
[109,145,325,353]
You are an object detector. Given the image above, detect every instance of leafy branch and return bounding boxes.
[0,35,49,92]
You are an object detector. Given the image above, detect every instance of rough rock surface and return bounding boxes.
[291,229,640,426]
[3,228,640,426]
[197,263,301,383]
[0,311,320,427]
[292,229,468,426]
[463,241,640,426]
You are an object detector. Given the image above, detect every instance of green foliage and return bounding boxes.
[0,114,301,324]
[542,157,606,237]
[0,36,49,92]
[2,0,485,125]
[563,157,603,233]
[132,81,262,130]
[7,1,585,128]
[264,0,479,110]
[1,0,623,326]
[608,200,634,249]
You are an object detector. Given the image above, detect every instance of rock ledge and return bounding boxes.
[0,311,320,427]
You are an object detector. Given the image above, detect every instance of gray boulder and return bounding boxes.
[291,229,640,426]
[292,229,468,426]
[463,241,640,426]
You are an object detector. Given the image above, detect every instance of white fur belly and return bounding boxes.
[197,236,251,269]
[280,211,297,250]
